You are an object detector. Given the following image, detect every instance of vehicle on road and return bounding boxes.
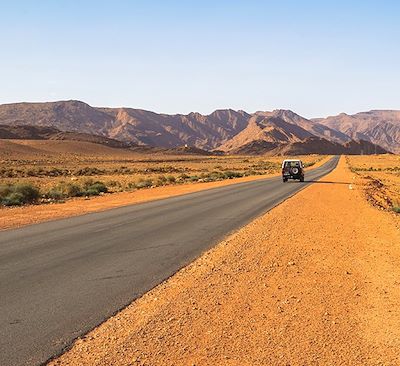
[282,159,305,182]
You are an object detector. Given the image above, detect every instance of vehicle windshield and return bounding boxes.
[284,161,300,168]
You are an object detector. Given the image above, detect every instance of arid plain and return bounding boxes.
[0,139,326,229]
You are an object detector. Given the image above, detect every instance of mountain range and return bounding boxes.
[0,100,397,155]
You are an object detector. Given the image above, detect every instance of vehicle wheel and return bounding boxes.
[283,178,287,183]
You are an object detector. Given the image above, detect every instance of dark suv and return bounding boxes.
[282,159,305,182]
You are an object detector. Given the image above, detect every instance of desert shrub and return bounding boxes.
[0,183,40,206]
[244,169,257,176]
[13,183,40,203]
[209,171,225,180]
[74,167,105,176]
[135,178,153,189]
[82,181,108,196]
[393,204,400,213]
[45,182,83,200]
[155,175,168,186]
[65,183,84,197]
[2,192,25,206]
[127,182,137,189]
[44,180,107,200]
[0,184,13,199]
[82,178,94,189]
[224,171,243,179]
[166,175,176,183]
[84,188,100,196]
[46,188,64,201]
[188,175,199,182]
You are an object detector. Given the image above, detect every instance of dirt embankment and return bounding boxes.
[49,157,400,365]
[346,155,400,213]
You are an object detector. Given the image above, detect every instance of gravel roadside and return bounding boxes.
[49,156,400,365]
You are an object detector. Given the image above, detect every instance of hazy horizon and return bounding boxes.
[1,0,399,119]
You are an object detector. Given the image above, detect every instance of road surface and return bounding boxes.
[0,156,339,366]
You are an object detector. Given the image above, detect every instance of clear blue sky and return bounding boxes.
[1,0,399,118]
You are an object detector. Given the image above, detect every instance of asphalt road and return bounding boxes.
[0,156,339,366]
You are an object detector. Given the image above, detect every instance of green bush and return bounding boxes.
[14,183,40,202]
[65,183,83,197]
[2,192,25,206]
[44,180,107,200]
[89,182,107,193]
[0,183,40,206]
[46,187,64,200]
[44,182,83,200]
[84,188,101,196]
[0,184,12,199]
[81,181,108,196]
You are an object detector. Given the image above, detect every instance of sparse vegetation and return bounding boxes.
[43,180,108,201]
[0,179,110,207]
[134,178,153,189]
[0,148,325,207]
[0,183,40,206]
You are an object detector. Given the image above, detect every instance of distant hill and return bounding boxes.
[314,110,400,153]
[0,139,140,160]
[219,114,315,152]
[0,125,130,149]
[219,111,387,155]
[230,137,388,156]
[0,100,395,155]
[254,110,351,144]
[0,101,249,150]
